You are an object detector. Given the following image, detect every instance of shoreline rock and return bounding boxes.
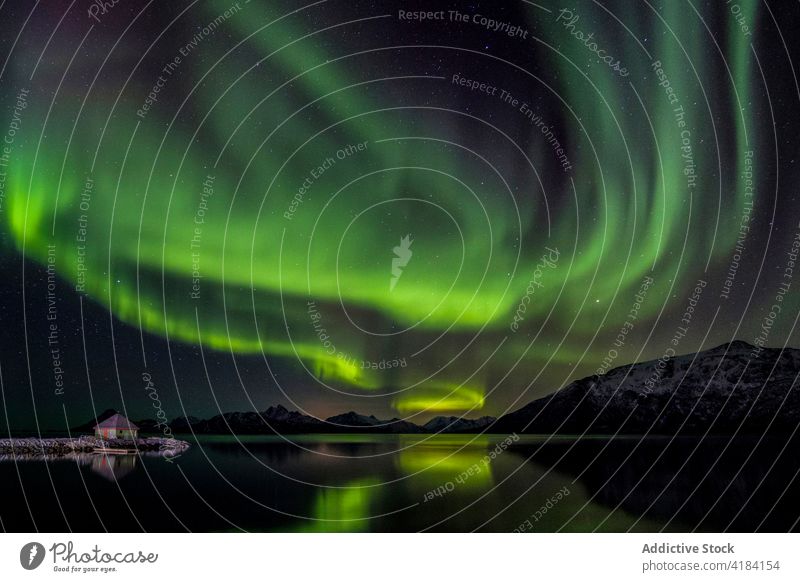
[0,436,189,456]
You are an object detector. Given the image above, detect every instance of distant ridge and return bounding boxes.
[70,341,800,436]
[423,415,496,433]
[70,408,123,433]
[492,341,800,435]
[73,404,495,435]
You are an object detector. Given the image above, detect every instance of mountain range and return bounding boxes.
[492,340,800,435]
[74,341,800,436]
[73,406,496,435]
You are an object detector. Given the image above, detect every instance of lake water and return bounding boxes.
[2,434,798,532]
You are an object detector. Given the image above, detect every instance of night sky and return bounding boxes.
[1,0,800,431]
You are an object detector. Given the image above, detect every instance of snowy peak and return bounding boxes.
[494,341,800,435]
[325,411,382,426]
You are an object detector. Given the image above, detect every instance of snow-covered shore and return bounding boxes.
[0,436,189,455]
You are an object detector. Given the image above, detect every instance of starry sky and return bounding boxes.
[1,0,800,430]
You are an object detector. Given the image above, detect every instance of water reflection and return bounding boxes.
[295,478,380,532]
[1,450,167,481]
[1,435,798,531]
[509,435,800,532]
[85,454,138,480]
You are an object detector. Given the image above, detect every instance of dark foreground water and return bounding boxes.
[1,434,798,532]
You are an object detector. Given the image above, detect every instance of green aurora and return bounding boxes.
[1,1,775,416]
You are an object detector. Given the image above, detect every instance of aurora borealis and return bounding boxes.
[1,0,799,427]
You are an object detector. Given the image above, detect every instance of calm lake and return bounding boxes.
[2,434,798,532]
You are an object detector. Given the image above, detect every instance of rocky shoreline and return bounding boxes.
[0,436,190,456]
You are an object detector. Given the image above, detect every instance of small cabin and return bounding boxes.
[94,413,139,439]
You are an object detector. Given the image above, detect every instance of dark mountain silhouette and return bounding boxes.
[71,341,800,436]
[70,408,121,433]
[424,415,496,433]
[73,405,426,435]
[324,411,425,433]
[71,409,175,435]
[325,411,382,427]
[492,341,800,435]
[171,406,324,435]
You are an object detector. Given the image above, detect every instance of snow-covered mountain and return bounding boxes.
[493,341,800,435]
[324,412,424,433]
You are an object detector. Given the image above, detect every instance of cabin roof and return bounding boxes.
[94,413,139,430]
